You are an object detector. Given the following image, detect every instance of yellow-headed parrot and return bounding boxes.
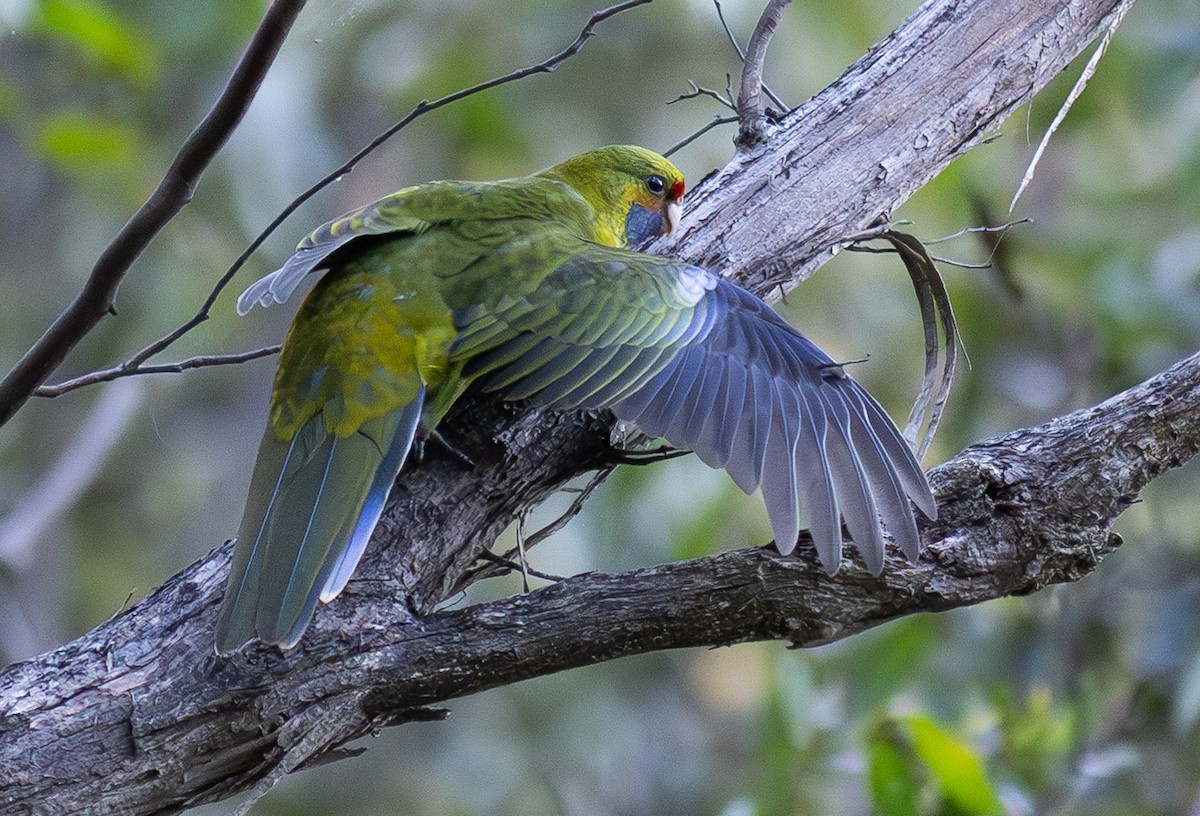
[214,146,937,653]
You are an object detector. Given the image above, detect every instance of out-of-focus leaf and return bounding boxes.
[902,714,1005,815]
[30,0,159,87]
[993,685,1076,793]
[1174,648,1200,735]
[34,110,139,172]
[0,79,18,122]
[829,617,941,710]
[867,721,922,816]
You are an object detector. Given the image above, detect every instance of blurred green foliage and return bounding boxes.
[30,0,159,87]
[1,0,1200,814]
[867,715,1005,816]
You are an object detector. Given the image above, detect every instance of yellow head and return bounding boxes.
[540,145,685,248]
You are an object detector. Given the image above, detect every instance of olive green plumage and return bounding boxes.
[214,145,936,654]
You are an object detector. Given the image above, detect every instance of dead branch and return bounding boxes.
[0,0,307,427]
[735,0,792,148]
[28,0,655,404]
[0,0,1139,812]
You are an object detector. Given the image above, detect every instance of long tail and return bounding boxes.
[214,388,424,653]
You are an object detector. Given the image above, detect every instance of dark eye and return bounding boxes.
[645,174,666,196]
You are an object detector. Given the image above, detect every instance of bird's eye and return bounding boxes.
[645,174,666,196]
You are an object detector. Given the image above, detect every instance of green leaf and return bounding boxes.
[992,685,1076,794]
[866,722,922,816]
[0,79,19,122]
[902,715,1005,815]
[34,110,139,172]
[31,0,159,87]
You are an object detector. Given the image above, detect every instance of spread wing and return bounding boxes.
[452,245,936,574]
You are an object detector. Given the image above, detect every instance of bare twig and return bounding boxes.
[0,0,307,428]
[714,0,745,60]
[605,444,692,465]
[927,256,993,269]
[713,0,787,112]
[664,115,739,157]
[668,80,737,112]
[735,0,793,149]
[523,470,612,550]
[33,0,655,405]
[851,219,1031,272]
[35,346,281,398]
[473,550,566,584]
[924,219,1032,244]
[1009,0,1134,212]
[454,469,612,593]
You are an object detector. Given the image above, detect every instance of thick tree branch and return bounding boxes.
[2,347,1192,813]
[665,0,1127,297]
[0,0,1143,812]
[0,0,307,427]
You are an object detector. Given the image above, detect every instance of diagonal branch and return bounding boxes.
[0,0,307,427]
[2,345,1192,813]
[0,0,1137,812]
[30,0,655,403]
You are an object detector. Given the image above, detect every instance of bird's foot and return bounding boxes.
[414,428,476,468]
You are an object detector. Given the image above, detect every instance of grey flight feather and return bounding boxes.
[453,245,936,574]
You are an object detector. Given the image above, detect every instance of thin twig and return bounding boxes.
[849,219,1031,270]
[927,256,992,269]
[664,115,738,157]
[924,218,1032,244]
[454,469,612,594]
[605,444,692,465]
[0,0,307,429]
[714,0,746,60]
[849,246,992,269]
[713,0,786,112]
[515,511,532,591]
[473,551,566,584]
[1009,0,1134,212]
[667,80,737,112]
[735,0,793,149]
[46,0,655,404]
[35,346,281,398]
[523,470,612,550]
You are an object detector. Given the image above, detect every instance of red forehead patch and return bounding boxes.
[669,179,686,200]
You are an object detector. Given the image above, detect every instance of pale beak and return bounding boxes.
[665,199,682,235]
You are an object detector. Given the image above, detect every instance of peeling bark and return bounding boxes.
[0,0,1158,813]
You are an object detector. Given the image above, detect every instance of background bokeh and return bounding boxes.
[2,0,1200,813]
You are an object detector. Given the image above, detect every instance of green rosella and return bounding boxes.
[214,145,937,653]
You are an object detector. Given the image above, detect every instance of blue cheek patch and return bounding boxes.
[625,203,664,244]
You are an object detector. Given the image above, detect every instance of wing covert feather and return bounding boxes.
[449,242,934,573]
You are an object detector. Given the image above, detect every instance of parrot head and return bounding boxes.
[540,145,685,248]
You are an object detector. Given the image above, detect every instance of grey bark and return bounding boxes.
[0,0,1166,813]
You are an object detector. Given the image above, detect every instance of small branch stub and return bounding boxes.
[736,0,793,149]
